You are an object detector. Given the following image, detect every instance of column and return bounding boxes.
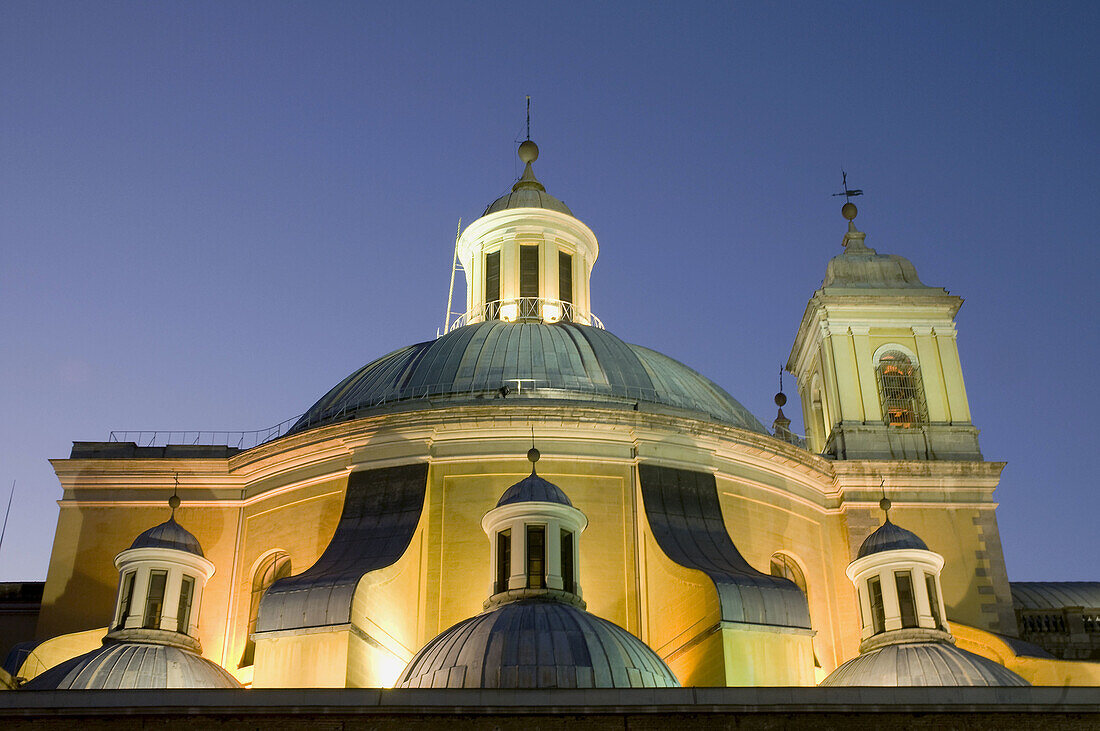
[935,325,973,424]
[912,326,949,422]
[850,325,880,423]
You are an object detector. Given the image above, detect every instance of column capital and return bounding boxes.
[910,325,935,336]
[849,324,872,336]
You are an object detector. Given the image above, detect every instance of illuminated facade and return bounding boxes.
[5,139,1099,692]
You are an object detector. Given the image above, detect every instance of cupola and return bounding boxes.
[821,497,1028,687]
[452,139,601,329]
[480,446,588,608]
[22,492,240,689]
[847,497,949,651]
[394,448,679,689]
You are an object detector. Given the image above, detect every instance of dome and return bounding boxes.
[129,517,204,557]
[21,641,241,690]
[857,519,929,559]
[820,641,1029,687]
[395,599,679,689]
[824,250,929,289]
[484,187,573,216]
[496,471,572,508]
[288,322,766,436]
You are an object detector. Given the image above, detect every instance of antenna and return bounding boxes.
[444,218,462,334]
[525,96,531,140]
[831,170,864,203]
[0,480,15,557]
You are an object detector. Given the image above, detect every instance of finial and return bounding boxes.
[518,139,539,164]
[832,170,863,231]
[525,95,531,141]
[879,478,891,519]
[775,367,787,407]
[527,428,540,466]
[169,474,181,517]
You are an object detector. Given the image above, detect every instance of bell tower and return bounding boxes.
[787,202,981,460]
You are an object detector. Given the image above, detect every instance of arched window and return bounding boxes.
[875,350,927,427]
[770,553,808,597]
[239,551,291,668]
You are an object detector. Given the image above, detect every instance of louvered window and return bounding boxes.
[558,251,573,308]
[868,575,886,634]
[177,575,195,634]
[925,573,942,630]
[115,571,136,629]
[485,251,500,316]
[520,245,539,299]
[143,570,168,629]
[526,525,545,589]
[876,351,928,427]
[896,570,918,628]
[496,529,511,594]
[560,529,574,594]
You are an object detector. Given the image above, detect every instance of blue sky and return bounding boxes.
[1,1,1097,582]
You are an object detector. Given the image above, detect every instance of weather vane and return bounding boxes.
[525,96,531,141]
[832,171,863,203]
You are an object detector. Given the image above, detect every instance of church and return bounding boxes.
[2,135,1098,705]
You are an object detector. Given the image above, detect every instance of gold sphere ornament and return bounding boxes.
[842,202,858,220]
[518,139,539,164]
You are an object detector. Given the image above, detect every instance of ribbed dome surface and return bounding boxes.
[22,642,241,689]
[820,641,1029,687]
[289,322,765,436]
[484,187,573,216]
[857,519,928,559]
[395,600,679,689]
[129,517,204,557]
[496,471,572,507]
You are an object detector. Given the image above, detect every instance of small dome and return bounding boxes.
[820,641,1029,687]
[395,599,679,689]
[130,517,204,557]
[824,250,929,289]
[22,642,241,689]
[496,471,573,508]
[484,187,573,216]
[857,519,929,559]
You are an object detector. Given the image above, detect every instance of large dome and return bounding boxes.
[22,642,241,690]
[395,599,679,689]
[289,322,766,436]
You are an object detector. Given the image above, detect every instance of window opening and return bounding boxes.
[526,525,545,589]
[560,529,574,594]
[868,575,886,634]
[925,573,942,630]
[116,570,136,629]
[558,251,573,317]
[496,529,511,594]
[239,552,292,667]
[876,351,928,427]
[895,570,918,628]
[143,570,168,629]
[485,251,501,319]
[176,575,195,634]
[520,245,539,299]
[770,554,808,596]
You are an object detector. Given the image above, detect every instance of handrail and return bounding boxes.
[448,297,604,332]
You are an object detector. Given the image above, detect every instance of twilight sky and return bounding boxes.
[1,2,1096,583]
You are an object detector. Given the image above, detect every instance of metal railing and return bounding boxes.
[448,297,604,332]
[108,413,304,450]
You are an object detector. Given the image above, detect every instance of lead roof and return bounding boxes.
[288,322,766,437]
